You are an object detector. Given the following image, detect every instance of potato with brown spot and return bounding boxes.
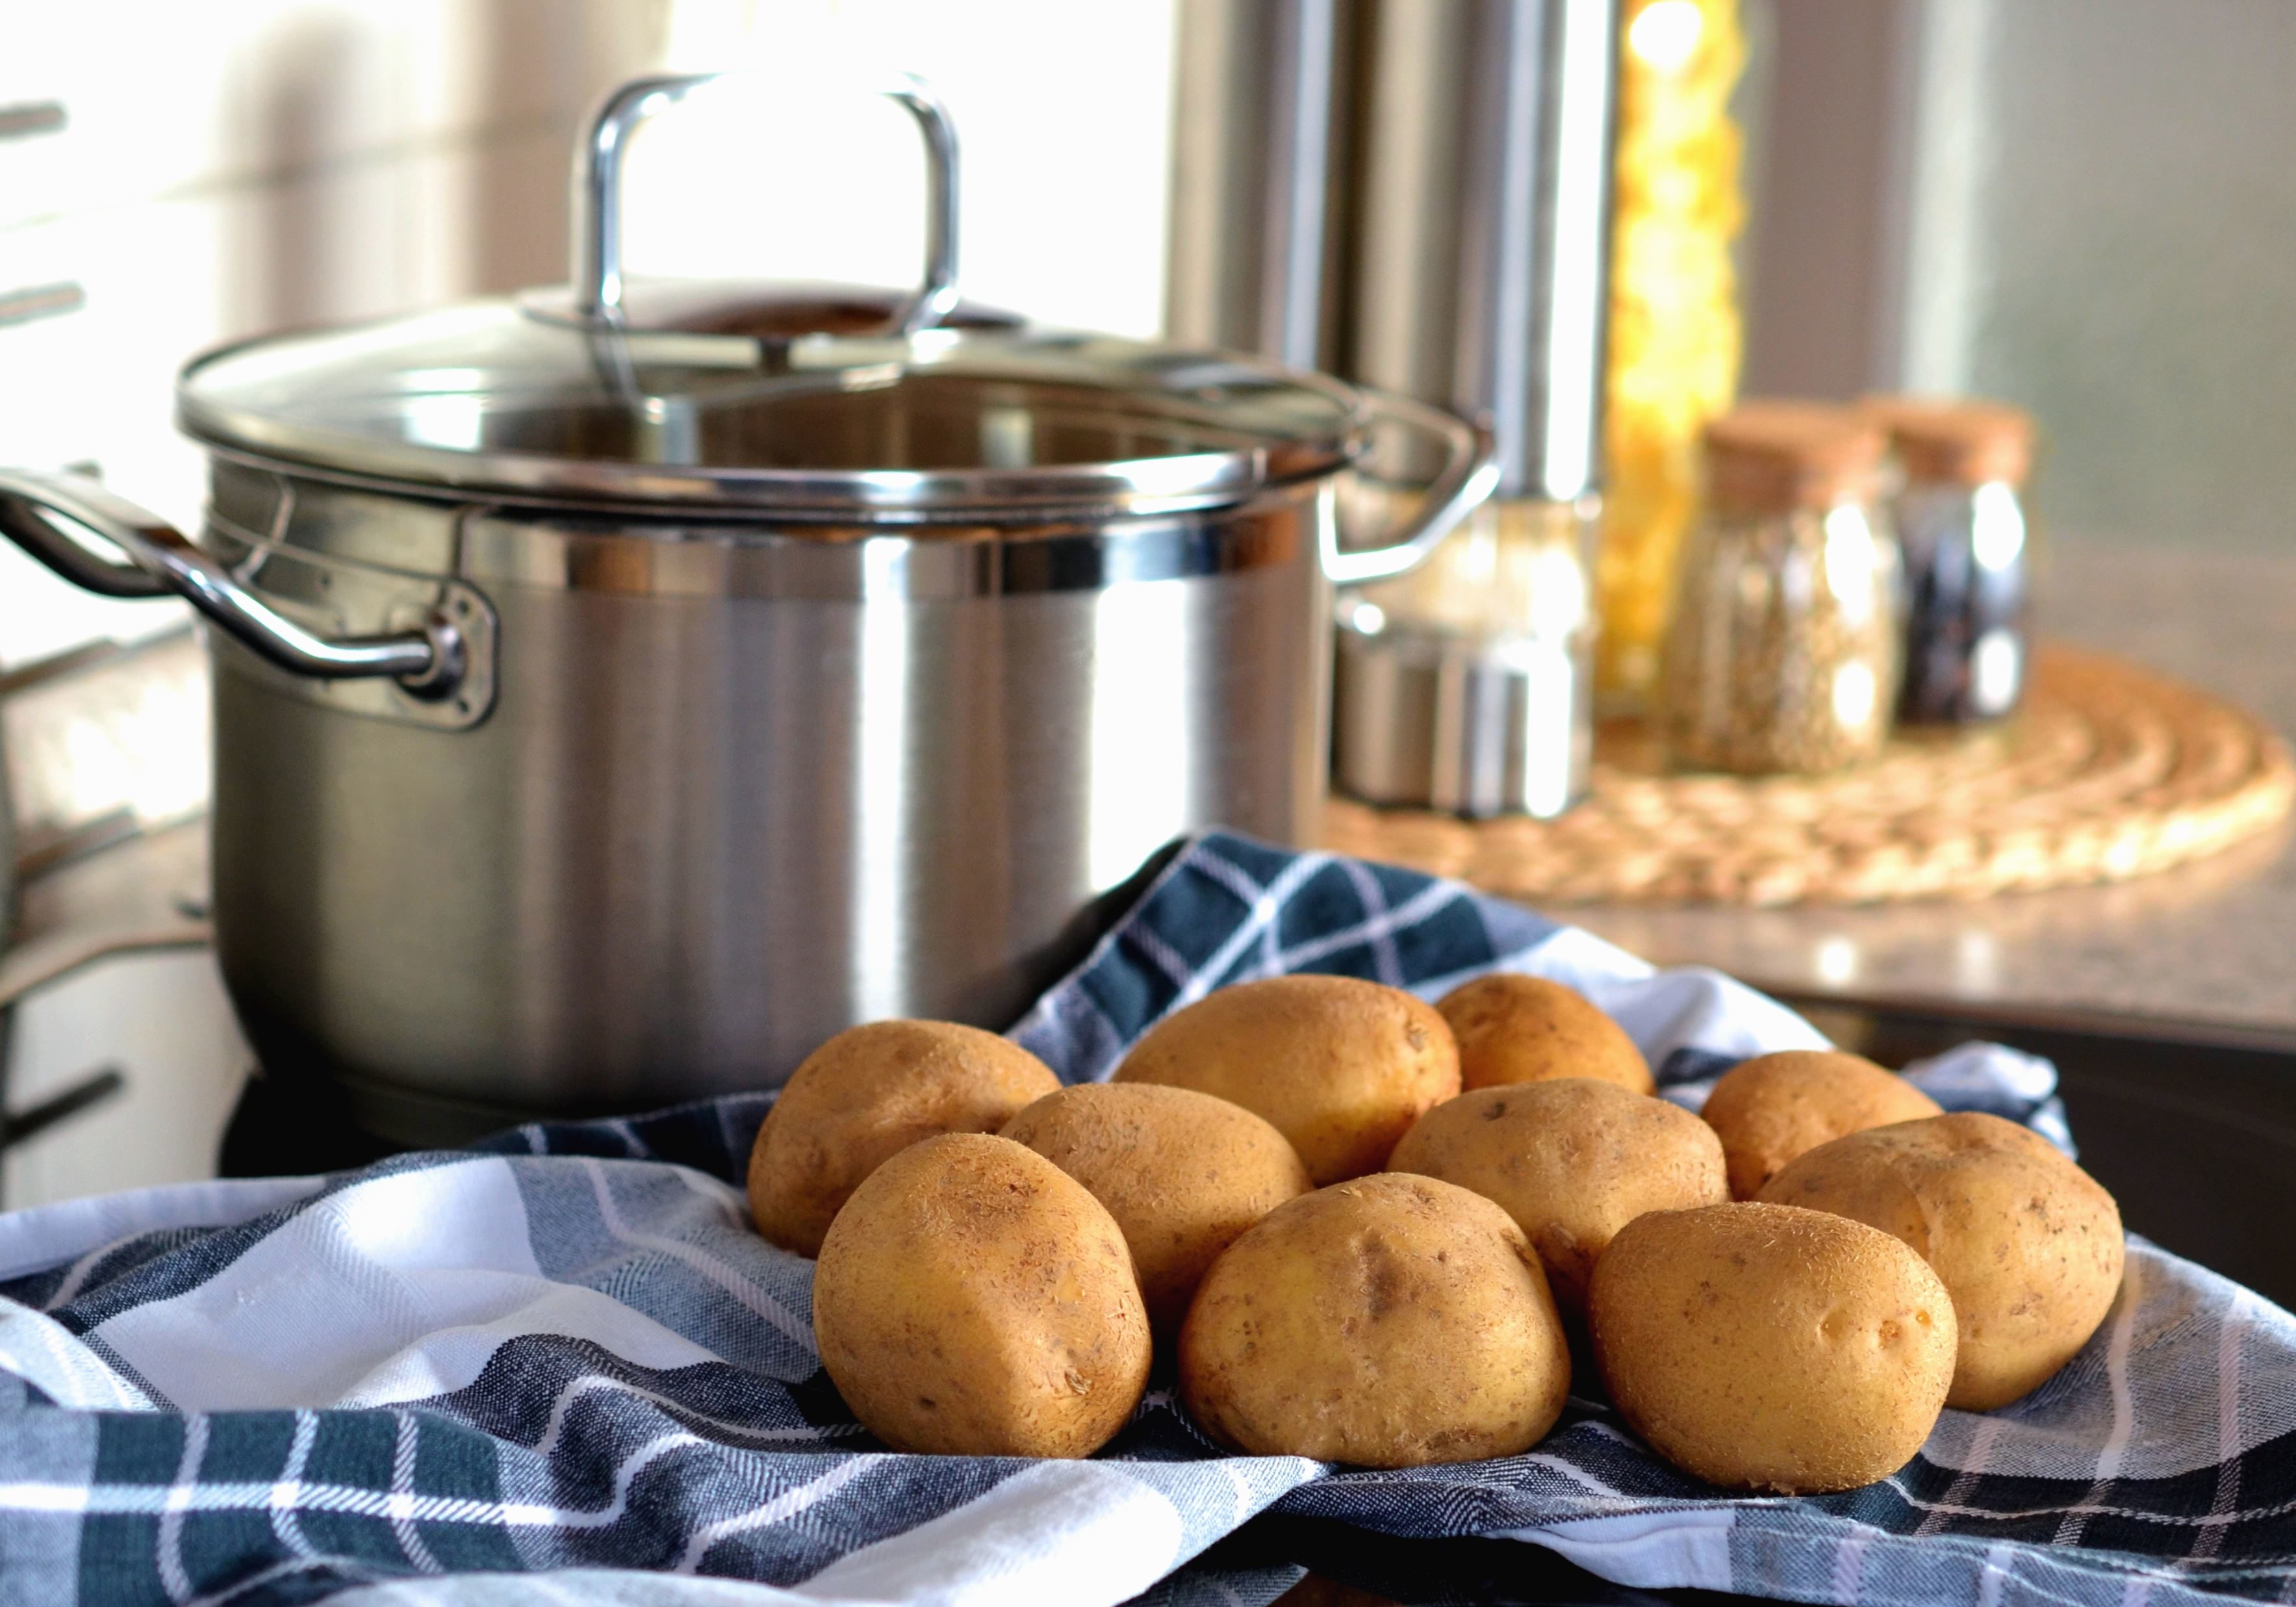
[1000,1081,1313,1336]
[747,1020,1061,1256]
[811,1133,1151,1457]
[1760,1111,2125,1409]
[1387,1079,1728,1317]
[1590,1202,1957,1493]
[1437,974,1653,1094]
[1699,1049,1942,1198]
[1113,976,1459,1184]
[1179,1172,1570,1467]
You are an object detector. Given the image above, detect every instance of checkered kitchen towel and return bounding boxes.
[0,832,2288,1607]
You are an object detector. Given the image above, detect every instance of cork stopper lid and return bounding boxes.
[1702,401,1884,513]
[1861,396,2035,487]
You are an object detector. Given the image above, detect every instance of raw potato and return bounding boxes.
[1113,976,1459,1185]
[1590,1202,1958,1493]
[1438,974,1653,1095]
[1700,1049,1943,1199]
[1179,1172,1570,1467]
[811,1133,1151,1457]
[1760,1112,2126,1410]
[748,1020,1061,1256]
[1386,1079,1728,1317]
[1000,1082,1313,1335]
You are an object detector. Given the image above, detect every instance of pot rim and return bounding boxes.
[175,313,1371,526]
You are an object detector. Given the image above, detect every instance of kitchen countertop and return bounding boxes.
[1568,542,2296,1043]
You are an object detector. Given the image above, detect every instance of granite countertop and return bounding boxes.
[1568,541,2296,1044]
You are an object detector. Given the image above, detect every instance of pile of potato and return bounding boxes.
[748,975,2124,1495]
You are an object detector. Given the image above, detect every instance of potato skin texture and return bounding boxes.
[748,1021,1061,1256]
[1000,1082,1313,1335]
[1590,1202,1957,1493]
[1437,975,1653,1095]
[1387,1079,1728,1317]
[1759,1112,2125,1410]
[1179,1172,1570,1467]
[1112,977,1459,1184]
[811,1133,1151,1457]
[1700,1049,1943,1199]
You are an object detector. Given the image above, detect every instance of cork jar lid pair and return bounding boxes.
[1703,396,2035,514]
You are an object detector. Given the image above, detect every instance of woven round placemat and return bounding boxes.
[1323,645,2296,905]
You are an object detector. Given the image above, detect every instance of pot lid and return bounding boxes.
[175,290,1362,522]
[175,73,1361,523]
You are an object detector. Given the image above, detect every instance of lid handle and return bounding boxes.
[570,72,962,336]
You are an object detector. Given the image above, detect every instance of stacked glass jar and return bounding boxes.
[1862,398,2038,726]
[1659,402,1901,774]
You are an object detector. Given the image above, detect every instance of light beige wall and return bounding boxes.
[1741,0,2296,551]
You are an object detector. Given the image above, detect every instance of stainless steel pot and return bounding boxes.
[0,73,1495,1142]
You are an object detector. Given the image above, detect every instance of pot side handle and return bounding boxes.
[1321,392,1503,588]
[0,467,466,697]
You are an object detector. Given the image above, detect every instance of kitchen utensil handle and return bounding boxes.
[0,468,466,695]
[571,71,962,336]
[1321,392,1503,587]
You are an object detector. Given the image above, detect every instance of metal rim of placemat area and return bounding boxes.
[1323,645,2296,906]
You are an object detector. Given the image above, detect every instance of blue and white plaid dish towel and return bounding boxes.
[0,832,2285,1607]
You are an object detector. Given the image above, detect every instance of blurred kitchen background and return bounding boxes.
[1,0,2291,1211]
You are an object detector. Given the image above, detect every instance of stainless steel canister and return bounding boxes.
[1171,0,1619,819]
[0,73,1496,1143]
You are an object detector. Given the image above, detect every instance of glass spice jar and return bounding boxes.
[1660,402,1901,774]
[1862,398,2037,725]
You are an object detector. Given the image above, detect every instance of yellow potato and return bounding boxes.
[1699,1049,1943,1199]
[1000,1082,1313,1336]
[1386,1079,1728,1317]
[1590,1202,1958,1493]
[1179,1172,1570,1467]
[1760,1111,2125,1410]
[1438,974,1653,1094]
[811,1133,1151,1457]
[1113,976,1459,1184]
[747,1020,1061,1256]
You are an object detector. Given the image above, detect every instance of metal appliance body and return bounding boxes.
[1171,0,1619,821]
[194,459,1331,1140]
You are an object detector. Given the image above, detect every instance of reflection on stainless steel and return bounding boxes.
[1171,0,1621,502]
[1166,0,1342,368]
[852,540,913,1023]
[0,468,465,695]
[1353,0,1620,500]
[563,71,962,337]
